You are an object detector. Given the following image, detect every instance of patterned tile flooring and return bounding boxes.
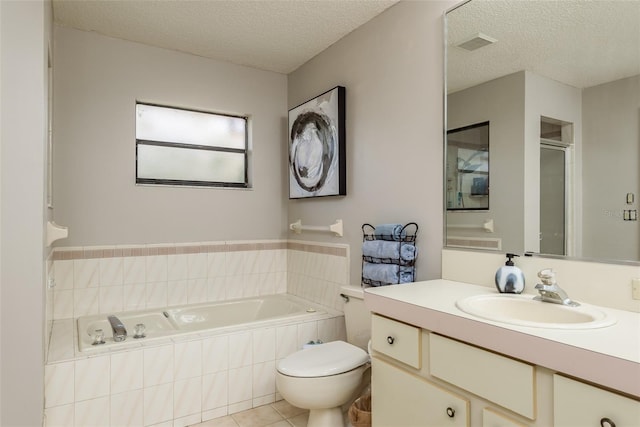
[191,400,311,427]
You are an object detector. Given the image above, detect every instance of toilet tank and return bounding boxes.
[340,285,371,351]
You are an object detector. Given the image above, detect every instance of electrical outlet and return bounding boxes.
[632,278,640,300]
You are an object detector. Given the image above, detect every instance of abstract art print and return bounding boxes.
[288,86,346,199]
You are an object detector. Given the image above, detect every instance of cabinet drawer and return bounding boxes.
[429,333,535,419]
[371,314,420,368]
[372,357,469,427]
[554,374,640,427]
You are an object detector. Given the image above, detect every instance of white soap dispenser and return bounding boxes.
[495,253,525,294]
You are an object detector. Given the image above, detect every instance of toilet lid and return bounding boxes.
[277,341,369,377]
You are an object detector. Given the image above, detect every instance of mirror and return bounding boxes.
[444,0,640,263]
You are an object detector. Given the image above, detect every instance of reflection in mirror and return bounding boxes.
[540,117,573,256]
[445,0,640,263]
[446,122,489,210]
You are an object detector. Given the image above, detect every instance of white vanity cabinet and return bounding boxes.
[370,312,640,426]
[372,357,470,427]
[371,314,469,426]
[429,333,536,419]
[365,281,640,427]
[371,312,421,368]
[482,407,527,427]
[553,374,640,426]
[371,314,536,426]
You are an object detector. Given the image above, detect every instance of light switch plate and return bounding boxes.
[627,193,635,204]
[632,278,640,300]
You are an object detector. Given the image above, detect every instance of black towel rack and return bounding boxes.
[361,222,418,287]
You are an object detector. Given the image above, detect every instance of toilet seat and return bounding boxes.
[277,341,369,378]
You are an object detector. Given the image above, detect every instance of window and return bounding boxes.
[135,102,248,187]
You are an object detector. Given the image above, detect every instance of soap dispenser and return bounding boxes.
[495,253,525,294]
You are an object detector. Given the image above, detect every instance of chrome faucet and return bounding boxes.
[534,269,579,307]
[108,315,127,342]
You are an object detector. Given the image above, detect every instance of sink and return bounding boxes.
[455,294,616,329]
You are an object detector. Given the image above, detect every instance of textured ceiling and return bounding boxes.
[52,0,398,74]
[447,0,640,93]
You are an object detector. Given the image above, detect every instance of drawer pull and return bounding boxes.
[446,407,455,418]
[600,418,616,427]
[386,336,395,345]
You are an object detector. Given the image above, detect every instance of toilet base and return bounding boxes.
[308,407,344,427]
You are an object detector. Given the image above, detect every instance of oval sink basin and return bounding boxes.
[455,294,616,329]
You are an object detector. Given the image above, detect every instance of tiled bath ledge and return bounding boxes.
[47,303,344,363]
[50,240,347,261]
[45,300,346,427]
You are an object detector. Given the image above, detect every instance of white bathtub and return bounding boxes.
[77,294,326,352]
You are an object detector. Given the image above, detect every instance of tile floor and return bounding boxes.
[191,400,310,427]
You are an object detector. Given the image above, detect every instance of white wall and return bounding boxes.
[582,75,639,261]
[447,71,526,253]
[287,1,456,286]
[442,248,640,313]
[53,27,288,247]
[0,0,50,425]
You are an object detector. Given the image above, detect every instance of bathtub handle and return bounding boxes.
[340,293,350,303]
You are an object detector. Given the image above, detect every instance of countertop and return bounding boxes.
[364,279,640,398]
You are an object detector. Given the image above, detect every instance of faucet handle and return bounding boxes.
[537,268,556,285]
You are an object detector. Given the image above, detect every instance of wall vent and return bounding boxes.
[456,33,497,51]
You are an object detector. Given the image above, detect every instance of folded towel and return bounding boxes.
[399,266,414,284]
[374,223,406,241]
[363,263,415,285]
[362,241,416,261]
[363,262,400,284]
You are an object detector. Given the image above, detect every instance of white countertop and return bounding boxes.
[364,279,640,398]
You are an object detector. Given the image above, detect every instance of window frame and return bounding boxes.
[135,102,249,188]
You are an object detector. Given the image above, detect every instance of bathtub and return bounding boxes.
[77,293,326,352]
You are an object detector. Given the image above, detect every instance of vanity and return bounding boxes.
[364,280,640,426]
[365,0,640,424]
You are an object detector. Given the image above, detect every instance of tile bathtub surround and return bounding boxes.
[44,239,350,426]
[48,241,291,321]
[44,314,346,427]
[47,240,350,322]
[286,242,349,312]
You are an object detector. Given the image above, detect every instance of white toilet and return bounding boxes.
[276,286,371,427]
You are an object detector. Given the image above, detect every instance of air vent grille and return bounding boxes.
[456,33,497,51]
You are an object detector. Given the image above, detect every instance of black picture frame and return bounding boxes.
[288,86,346,199]
[446,121,490,210]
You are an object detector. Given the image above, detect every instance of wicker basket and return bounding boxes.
[348,393,371,427]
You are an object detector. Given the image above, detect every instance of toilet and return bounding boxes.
[276,286,371,427]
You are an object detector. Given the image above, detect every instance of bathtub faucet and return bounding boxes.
[108,315,127,342]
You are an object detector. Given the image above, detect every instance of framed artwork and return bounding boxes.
[446,121,490,210]
[288,86,346,199]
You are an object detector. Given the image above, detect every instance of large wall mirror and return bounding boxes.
[444,0,640,263]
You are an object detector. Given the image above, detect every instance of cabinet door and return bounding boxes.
[554,374,640,427]
[482,407,526,427]
[372,357,469,427]
[429,333,535,419]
